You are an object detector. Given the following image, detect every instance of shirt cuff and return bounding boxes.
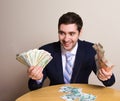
[36,79,43,84]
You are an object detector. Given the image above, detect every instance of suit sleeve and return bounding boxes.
[28,67,47,91]
[100,74,115,87]
[28,79,43,90]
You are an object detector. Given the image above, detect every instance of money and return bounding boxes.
[16,49,53,68]
[92,43,114,72]
[59,86,96,101]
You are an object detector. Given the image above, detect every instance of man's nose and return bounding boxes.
[64,34,69,41]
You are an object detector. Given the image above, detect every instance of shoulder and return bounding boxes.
[78,40,94,48]
[78,40,96,54]
[38,41,61,52]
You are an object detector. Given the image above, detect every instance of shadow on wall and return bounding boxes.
[0,73,29,101]
[14,77,50,101]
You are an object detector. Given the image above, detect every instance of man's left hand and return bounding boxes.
[97,68,113,81]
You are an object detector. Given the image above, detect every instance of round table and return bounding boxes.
[16,84,120,101]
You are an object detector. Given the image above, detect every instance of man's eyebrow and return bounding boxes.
[58,30,64,33]
[69,31,75,33]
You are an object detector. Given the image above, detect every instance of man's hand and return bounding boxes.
[97,57,114,81]
[92,43,114,81]
[27,66,43,80]
[97,54,114,72]
[97,68,113,81]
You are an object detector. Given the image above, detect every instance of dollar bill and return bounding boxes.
[16,49,53,68]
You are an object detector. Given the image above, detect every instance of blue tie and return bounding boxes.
[64,52,73,83]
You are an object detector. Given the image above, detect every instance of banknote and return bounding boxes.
[59,86,96,101]
[16,49,53,68]
[92,43,114,72]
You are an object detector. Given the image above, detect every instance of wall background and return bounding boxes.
[0,0,120,101]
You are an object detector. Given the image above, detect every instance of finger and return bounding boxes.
[27,67,34,78]
[102,69,112,80]
[97,70,108,81]
[97,71,107,81]
[30,67,43,80]
[31,71,43,80]
[27,66,35,74]
[36,66,43,72]
[101,68,112,76]
[98,69,106,78]
[98,69,112,81]
[28,66,38,78]
[33,68,43,79]
[99,76,108,81]
[32,66,43,75]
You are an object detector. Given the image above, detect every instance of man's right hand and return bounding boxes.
[27,66,43,80]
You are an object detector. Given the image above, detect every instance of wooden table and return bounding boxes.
[16,84,120,101]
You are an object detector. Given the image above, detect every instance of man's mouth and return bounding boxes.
[63,42,71,47]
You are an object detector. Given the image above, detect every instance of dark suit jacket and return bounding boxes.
[28,40,115,90]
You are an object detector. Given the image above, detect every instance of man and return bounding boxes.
[28,12,115,90]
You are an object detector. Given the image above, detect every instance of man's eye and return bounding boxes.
[70,32,75,36]
[59,31,64,35]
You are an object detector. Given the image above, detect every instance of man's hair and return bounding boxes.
[58,12,83,32]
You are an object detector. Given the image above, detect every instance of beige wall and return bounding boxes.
[0,0,120,101]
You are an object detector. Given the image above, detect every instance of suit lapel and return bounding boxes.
[71,40,85,82]
[54,42,64,83]
[53,40,85,83]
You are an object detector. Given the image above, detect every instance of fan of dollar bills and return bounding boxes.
[92,43,114,72]
[16,49,53,68]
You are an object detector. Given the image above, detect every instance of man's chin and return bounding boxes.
[63,46,72,51]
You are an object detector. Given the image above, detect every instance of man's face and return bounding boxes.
[58,24,81,51]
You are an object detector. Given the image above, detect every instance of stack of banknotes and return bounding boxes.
[92,43,114,72]
[59,86,96,101]
[16,49,53,68]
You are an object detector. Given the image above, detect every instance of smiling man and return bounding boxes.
[58,24,80,51]
[27,12,115,90]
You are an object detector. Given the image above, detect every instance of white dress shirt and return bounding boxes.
[61,42,78,74]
